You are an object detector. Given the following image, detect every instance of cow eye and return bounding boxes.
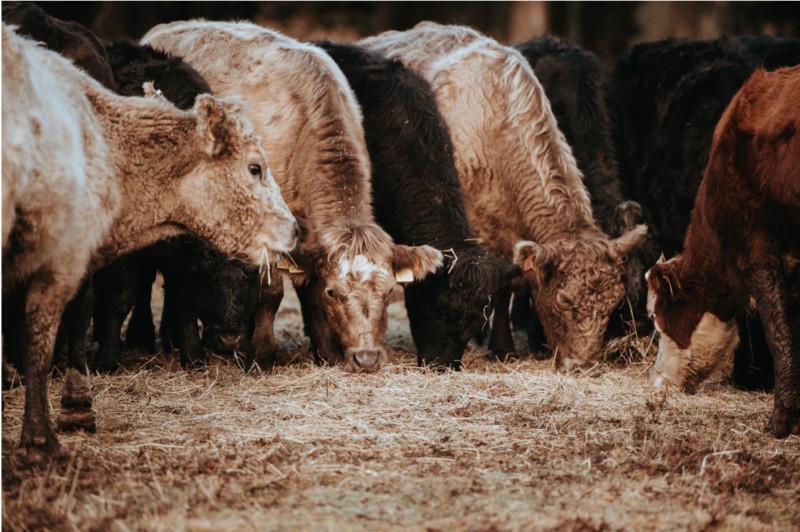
[649,313,656,321]
[249,164,262,179]
[386,286,394,299]
[325,288,335,299]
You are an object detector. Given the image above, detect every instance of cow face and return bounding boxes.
[180,241,260,354]
[406,254,520,369]
[175,95,298,267]
[514,225,647,371]
[646,258,739,391]
[296,223,442,373]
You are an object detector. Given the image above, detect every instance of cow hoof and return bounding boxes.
[23,435,64,464]
[57,409,97,433]
[92,358,120,374]
[765,407,800,439]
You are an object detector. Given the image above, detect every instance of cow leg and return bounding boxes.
[159,269,181,354]
[488,286,516,360]
[2,283,27,379]
[124,260,157,351]
[246,272,283,371]
[20,274,76,462]
[526,303,550,360]
[295,280,343,367]
[92,257,138,373]
[748,265,800,438]
[510,293,532,332]
[57,278,96,433]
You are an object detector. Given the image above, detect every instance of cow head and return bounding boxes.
[513,224,647,371]
[646,257,738,391]
[173,94,298,267]
[295,222,442,373]
[177,238,260,354]
[405,252,520,369]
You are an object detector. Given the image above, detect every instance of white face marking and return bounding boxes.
[338,254,390,282]
[651,312,738,389]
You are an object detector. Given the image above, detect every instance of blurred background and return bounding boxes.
[32,1,800,66]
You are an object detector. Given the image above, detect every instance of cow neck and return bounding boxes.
[89,89,200,262]
[680,204,739,322]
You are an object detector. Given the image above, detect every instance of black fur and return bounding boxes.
[315,40,519,369]
[736,35,800,71]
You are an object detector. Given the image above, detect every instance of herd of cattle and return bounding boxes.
[2,2,799,461]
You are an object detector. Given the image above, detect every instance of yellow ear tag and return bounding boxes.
[207,123,216,142]
[395,268,414,283]
[276,258,304,274]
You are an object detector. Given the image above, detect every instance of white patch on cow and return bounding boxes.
[651,312,738,389]
[338,254,390,281]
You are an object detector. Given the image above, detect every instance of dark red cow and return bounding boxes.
[646,65,800,438]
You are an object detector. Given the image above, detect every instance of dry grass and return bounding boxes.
[3,284,800,531]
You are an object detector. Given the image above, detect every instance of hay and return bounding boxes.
[3,283,799,531]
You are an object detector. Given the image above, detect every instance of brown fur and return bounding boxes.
[1,25,296,460]
[647,66,800,438]
[361,23,647,369]
[143,21,442,372]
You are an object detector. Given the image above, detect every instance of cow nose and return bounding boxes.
[293,222,301,240]
[216,330,243,351]
[346,348,386,373]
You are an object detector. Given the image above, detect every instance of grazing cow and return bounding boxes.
[314,40,519,369]
[646,66,800,438]
[513,35,659,341]
[2,25,296,460]
[361,23,647,371]
[2,2,116,90]
[143,21,442,373]
[91,40,260,371]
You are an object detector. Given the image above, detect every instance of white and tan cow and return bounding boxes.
[143,21,442,373]
[2,24,296,460]
[360,23,647,371]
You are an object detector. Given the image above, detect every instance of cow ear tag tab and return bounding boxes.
[207,123,216,142]
[277,257,305,274]
[395,269,414,283]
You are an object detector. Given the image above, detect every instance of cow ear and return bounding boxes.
[613,224,648,257]
[194,95,230,157]
[646,260,684,299]
[392,245,443,282]
[513,240,558,276]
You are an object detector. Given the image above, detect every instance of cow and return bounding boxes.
[313,40,519,369]
[360,23,647,371]
[613,36,800,390]
[2,25,297,460]
[91,40,262,372]
[143,21,443,374]
[646,65,800,439]
[1,2,116,90]
[737,35,800,71]
[512,35,660,345]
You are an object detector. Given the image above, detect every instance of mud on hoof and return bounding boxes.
[765,405,800,439]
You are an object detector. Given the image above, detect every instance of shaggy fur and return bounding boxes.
[314,40,520,369]
[1,25,295,460]
[647,66,800,438]
[361,23,646,370]
[1,2,116,90]
[514,35,660,337]
[737,35,800,71]
[143,21,442,373]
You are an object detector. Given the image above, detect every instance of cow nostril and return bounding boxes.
[294,223,301,239]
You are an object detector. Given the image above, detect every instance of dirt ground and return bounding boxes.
[3,279,800,532]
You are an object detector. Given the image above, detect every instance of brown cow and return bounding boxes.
[143,21,442,373]
[647,65,800,438]
[361,23,647,371]
[2,24,296,460]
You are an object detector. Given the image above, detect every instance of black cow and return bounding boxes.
[314,40,519,369]
[510,36,659,350]
[2,2,115,90]
[613,36,800,390]
[90,41,260,372]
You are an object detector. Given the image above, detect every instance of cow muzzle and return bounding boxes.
[213,329,244,352]
[344,348,388,373]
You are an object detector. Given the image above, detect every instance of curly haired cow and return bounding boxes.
[314,40,520,369]
[143,21,442,373]
[361,23,646,371]
[647,66,800,438]
[2,25,296,460]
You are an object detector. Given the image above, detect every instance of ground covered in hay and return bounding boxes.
[3,283,800,531]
